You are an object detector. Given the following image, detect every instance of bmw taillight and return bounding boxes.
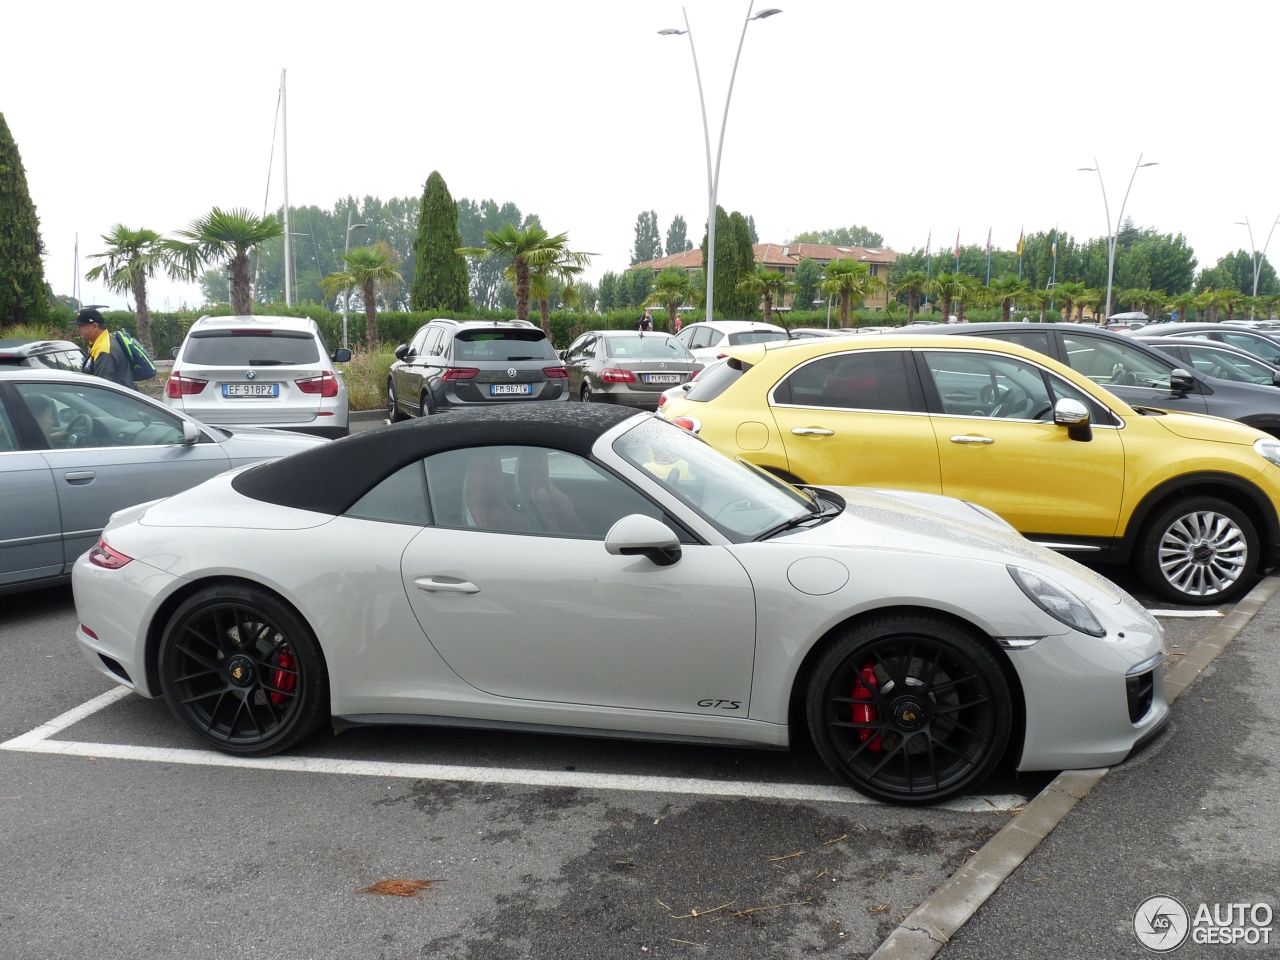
[88,538,132,570]
[601,367,636,383]
[441,367,480,381]
[295,371,340,397]
[166,370,208,397]
[542,366,569,379]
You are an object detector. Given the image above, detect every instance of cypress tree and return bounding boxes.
[410,171,470,313]
[0,113,48,325]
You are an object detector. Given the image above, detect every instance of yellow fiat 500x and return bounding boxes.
[661,334,1280,605]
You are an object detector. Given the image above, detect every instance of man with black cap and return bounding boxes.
[75,308,135,390]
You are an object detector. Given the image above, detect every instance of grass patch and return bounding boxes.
[1,322,69,342]
[340,347,396,412]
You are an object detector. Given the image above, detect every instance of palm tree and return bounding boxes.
[1213,288,1243,323]
[1025,287,1051,323]
[645,267,692,331]
[459,225,591,335]
[1117,288,1147,312]
[319,244,403,350]
[737,268,794,326]
[1055,281,1085,323]
[1260,292,1280,322]
[925,272,969,320]
[1169,292,1198,323]
[987,274,1027,323]
[891,270,929,323]
[84,225,177,353]
[821,260,886,327]
[168,207,285,316]
[1139,289,1166,322]
[1194,290,1218,323]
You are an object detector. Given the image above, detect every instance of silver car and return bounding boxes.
[0,367,325,594]
[74,405,1167,805]
[563,330,700,408]
[165,315,351,438]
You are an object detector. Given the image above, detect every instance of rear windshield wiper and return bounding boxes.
[505,355,539,361]
[248,359,288,366]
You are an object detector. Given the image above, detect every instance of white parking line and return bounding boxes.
[1,688,1027,813]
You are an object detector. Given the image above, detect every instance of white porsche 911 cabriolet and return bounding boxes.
[72,405,1168,804]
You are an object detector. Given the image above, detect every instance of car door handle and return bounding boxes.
[791,427,834,436]
[950,435,995,445]
[63,471,96,484]
[414,577,480,594]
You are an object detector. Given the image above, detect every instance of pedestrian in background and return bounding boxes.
[75,308,135,390]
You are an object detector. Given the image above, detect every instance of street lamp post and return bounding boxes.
[342,211,368,350]
[1078,155,1157,321]
[1234,215,1280,316]
[660,3,781,324]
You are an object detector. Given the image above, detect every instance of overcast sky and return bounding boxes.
[5,0,1278,310]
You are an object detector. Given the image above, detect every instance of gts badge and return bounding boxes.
[697,699,742,710]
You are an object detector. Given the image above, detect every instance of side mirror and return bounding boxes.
[604,514,682,566]
[1271,372,1280,388]
[332,348,352,363]
[1170,368,1195,396]
[394,344,410,361]
[181,420,201,445]
[170,346,179,359]
[1053,398,1092,442]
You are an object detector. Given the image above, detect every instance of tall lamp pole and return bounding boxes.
[1078,154,1157,321]
[660,3,781,324]
[342,211,368,349]
[1235,215,1280,316]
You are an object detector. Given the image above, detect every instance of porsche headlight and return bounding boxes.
[1254,437,1280,468]
[1008,565,1106,637]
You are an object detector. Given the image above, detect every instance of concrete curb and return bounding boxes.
[348,410,388,423]
[869,573,1280,960]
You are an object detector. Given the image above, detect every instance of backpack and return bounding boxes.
[113,330,157,381]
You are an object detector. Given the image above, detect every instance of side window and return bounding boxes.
[14,382,185,449]
[423,445,668,540]
[1045,374,1113,425]
[580,337,597,359]
[61,350,88,371]
[676,328,694,346]
[426,327,447,357]
[706,330,725,347]
[345,461,431,525]
[408,328,430,357]
[989,331,1053,357]
[1184,345,1275,384]
[689,327,711,350]
[776,351,915,412]
[923,352,1054,421]
[1060,334,1172,390]
[564,336,587,361]
[0,398,18,452]
[1220,333,1280,366]
[33,352,63,371]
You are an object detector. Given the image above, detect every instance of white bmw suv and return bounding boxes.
[165,315,351,438]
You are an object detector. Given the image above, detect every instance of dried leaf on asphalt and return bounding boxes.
[868,897,894,915]
[359,879,442,898]
[765,852,804,862]
[823,834,847,845]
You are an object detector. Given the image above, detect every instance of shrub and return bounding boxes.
[339,347,397,412]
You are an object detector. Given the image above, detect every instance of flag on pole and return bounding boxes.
[985,228,991,257]
[954,230,960,262]
[925,231,931,258]
[1016,229,1024,257]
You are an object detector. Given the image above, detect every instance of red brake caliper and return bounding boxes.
[270,648,296,707]
[851,664,881,753]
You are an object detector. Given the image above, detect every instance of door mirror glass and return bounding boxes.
[604,514,682,566]
[1170,368,1195,395]
[332,348,352,363]
[395,344,410,361]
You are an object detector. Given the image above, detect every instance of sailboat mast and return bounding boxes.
[282,68,292,308]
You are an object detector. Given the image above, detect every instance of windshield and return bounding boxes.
[453,329,557,362]
[605,335,692,360]
[183,330,319,366]
[614,417,813,540]
[728,331,788,345]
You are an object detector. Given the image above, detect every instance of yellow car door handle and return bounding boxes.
[950,435,995,445]
[415,577,480,594]
[791,427,834,436]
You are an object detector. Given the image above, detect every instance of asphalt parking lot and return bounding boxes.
[0,551,1233,959]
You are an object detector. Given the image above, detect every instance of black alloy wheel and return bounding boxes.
[387,379,406,422]
[581,383,593,403]
[1136,495,1258,605]
[419,389,434,417]
[806,613,1011,805]
[159,584,328,755]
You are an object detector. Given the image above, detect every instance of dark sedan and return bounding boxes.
[1131,323,1280,367]
[898,322,1280,437]
[562,330,700,409]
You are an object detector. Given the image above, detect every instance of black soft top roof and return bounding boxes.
[231,404,642,515]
